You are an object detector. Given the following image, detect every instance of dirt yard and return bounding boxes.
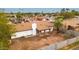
[10,32,65,50]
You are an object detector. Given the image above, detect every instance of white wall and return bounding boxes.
[11,22,37,39]
[39,36,79,50]
[11,30,33,39]
[32,22,37,36]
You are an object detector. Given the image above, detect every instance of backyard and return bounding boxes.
[10,31,65,50]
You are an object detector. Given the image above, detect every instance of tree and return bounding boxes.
[66,8,70,12]
[54,16,64,33]
[59,8,77,19]
[61,8,66,13]
[71,10,79,16]
[16,12,22,19]
[60,11,75,19]
[0,12,14,50]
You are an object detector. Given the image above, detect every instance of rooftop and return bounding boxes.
[63,18,79,28]
[14,21,53,32]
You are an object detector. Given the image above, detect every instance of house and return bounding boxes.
[62,18,79,30]
[11,22,33,39]
[11,21,53,39]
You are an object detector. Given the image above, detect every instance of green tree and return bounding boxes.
[71,10,79,16]
[0,12,14,50]
[61,8,66,13]
[59,8,77,19]
[54,16,64,33]
[16,12,22,20]
[66,8,70,12]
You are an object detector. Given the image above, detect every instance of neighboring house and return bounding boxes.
[11,21,53,39]
[62,18,79,30]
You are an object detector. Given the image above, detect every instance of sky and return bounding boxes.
[1,8,79,13]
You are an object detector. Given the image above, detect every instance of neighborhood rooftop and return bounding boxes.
[63,18,79,28]
[14,21,53,32]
